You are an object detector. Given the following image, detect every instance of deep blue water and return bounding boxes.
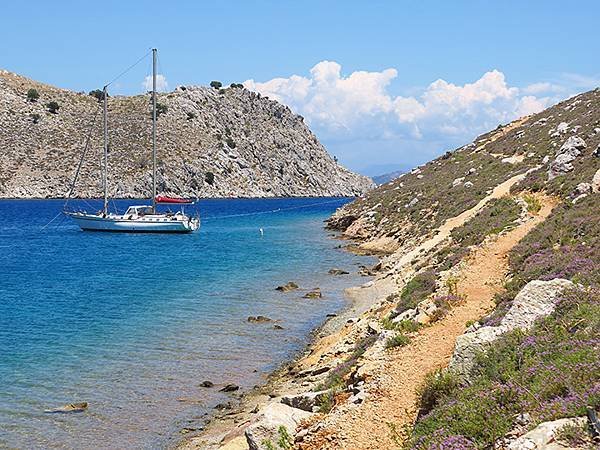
[0,198,373,449]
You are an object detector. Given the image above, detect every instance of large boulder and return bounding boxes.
[281,390,329,412]
[548,136,587,179]
[449,279,574,377]
[245,402,312,450]
[499,279,574,330]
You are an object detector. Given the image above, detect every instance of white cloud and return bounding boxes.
[142,74,168,92]
[243,62,583,172]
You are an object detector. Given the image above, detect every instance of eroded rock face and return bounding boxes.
[0,71,374,198]
[245,402,312,450]
[548,136,587,179]
[449,279,574,377]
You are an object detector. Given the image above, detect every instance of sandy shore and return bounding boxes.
[176,262,396,450]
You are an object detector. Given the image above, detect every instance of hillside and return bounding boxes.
[181,89,599,450]
[0,70,374,198]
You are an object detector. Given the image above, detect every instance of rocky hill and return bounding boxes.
[0,70,374,198]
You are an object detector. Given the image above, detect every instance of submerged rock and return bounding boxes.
[303,288,322,299]
[44,402,88,413]
[220,384,240,393]
[247,315,273,323]
[328,268,349,275]
[276,282,299,292]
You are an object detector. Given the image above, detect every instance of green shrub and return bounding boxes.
[46,101,59,114]
[156,103,168,116]
[26,88,39,102]
[396,271,437,314]
[205,171,215,185]
[416,369,460,417]
[210,80,222,89]
[225,137,236,148]
[523,193,542,214]
[186,112,196,121]
[385,333,410,349]
[88,89,105,102]
[30,113,40,124]
[555,422,593,448]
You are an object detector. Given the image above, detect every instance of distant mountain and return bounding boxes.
[372,170,404,185]
[0,70,374,198]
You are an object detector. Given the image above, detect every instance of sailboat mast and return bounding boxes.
[152,48,157,212]
[103,85,108,215]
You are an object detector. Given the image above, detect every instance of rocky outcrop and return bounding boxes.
[0,70,373,198]
[449,279,574,377]
[548,136,587,179]
[245,402,312,450]
[506,417,588,450]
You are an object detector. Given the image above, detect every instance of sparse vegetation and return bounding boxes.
[210,80,222,89]
[385,333,411,349]
[26,88,39,102]
[30,113,40,124]
[186,112,196,121]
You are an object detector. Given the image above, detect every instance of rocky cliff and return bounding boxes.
[0,70,374,198]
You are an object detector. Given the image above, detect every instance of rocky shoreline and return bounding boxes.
[176,250,395,450]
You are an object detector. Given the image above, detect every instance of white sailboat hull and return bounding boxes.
[66,212,199,233]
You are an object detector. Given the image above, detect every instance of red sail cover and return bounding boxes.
[155,196,194,204]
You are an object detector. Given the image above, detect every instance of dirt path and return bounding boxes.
[390,170,536,272]
[299,194,557,450]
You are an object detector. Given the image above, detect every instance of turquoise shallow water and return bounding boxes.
[0,198,373,449]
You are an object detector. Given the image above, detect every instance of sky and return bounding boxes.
[2,1,599,175]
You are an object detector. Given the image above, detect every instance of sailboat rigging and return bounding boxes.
[65,49,200,233]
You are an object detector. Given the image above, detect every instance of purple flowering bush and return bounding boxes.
[485,198,600,326]
[406,287,600,449]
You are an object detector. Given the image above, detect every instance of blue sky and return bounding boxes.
[2,1,599,175]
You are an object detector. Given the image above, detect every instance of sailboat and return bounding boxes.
[65,49,200,233]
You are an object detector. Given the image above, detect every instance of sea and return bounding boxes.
[0,197,374,449]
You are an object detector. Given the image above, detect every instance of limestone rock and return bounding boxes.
[506,417,587,450]
[592,168,600,193]
[548,136,587,179]
[449,279,574,377]
[499,279,574,330]
[281,390,329,412]
[245,402,312,450]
